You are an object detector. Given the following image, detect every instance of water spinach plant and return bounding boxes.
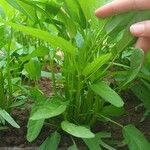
[0,0,150,149]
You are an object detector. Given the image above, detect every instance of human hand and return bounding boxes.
[95,0,150,52]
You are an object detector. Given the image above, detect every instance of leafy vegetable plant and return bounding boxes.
[0,0,150,149]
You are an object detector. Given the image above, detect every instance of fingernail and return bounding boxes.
[130,24,145,36]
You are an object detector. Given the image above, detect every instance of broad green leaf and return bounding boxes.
[123,124,150,150]
[30,97,67,120]
[61,121,95,139]
[24,59,41,80]
[27,119,44,142]
[121,48,144,87]
[1,20,76,54]
[83,53,112,77]
[0,109,20,128]
[91,81,124,107]
[39,131,61,150]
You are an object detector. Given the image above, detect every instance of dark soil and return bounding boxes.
[0,78,150,149]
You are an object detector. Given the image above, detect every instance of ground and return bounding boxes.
[0,78,149,149]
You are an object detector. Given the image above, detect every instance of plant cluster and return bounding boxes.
[0,0,150,149]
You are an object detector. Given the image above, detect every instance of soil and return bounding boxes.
[0,78,150,149]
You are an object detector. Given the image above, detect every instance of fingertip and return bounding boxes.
[135,37,150,52]
[130,24,145,37]
[95,9,100,17]
[94,9,110,18]
[95,8,106,18]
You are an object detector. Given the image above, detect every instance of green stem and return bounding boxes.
[49,49,56,95]
[7,28,13,106]
[97,114,123,128]
[0,69,5,109]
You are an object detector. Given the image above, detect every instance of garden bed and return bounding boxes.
[0,89,149,149]
[0,0,150,149]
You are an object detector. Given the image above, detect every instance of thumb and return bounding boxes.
[130,21,150,37]
[135,37,150,52]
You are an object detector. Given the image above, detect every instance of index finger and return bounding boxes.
[95,0,150,18]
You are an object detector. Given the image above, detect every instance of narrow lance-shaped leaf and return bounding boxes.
[1,20,76,54]
[6,0,37,21]
[83,53,112,77]
[105,11,150,53]
[91,81,124,107]
[0,109,20,128]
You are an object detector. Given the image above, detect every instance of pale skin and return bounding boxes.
[95,0,150,52]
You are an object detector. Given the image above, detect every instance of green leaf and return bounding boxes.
[131,82,150,110]
[91,81,124,107]
[58,10,77,39]
[123,124,150,150]
[0,69,5,108]
[21,46,49,63]
[105,12,135,36]
[83,53,112,77]
[99,140,116,150]
[68,143,78,150]
[101,105,124,117]
[30,87,46,102]
[83,135,102,150]
[105,11,150,53]
[64,0,86,28]
[39,131,61,150]
[83,132,113,150]
[0,109,20,128]
[1,20,76,54]
[121,48,144,87]
[6,0,36,21]
[24,58,41,80]
[61,121,95,139]
[30,97,67,120]
[27,119,44,142]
